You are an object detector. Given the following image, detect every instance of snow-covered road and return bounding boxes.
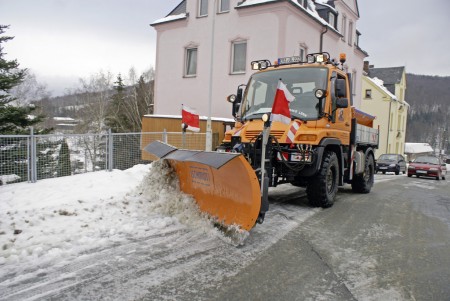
[0,162,319,300]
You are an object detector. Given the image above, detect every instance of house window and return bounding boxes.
[219,0,230,13]
[328,12,335,29]
[341,15,347,41]
[199,0,208,17]
[348,21,353,46]
[299,45,307,61]
[365,89,372,99]
[231,41,247,74]
[185,48,198,76]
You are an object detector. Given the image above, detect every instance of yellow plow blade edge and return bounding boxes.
[144,141,261,231]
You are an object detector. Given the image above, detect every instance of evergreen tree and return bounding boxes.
[106,74,128,132]
[57,139,71,177]
[0,25,46,134]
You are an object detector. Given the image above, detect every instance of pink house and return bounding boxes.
[151,0,367,119]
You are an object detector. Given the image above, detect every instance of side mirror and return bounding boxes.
[335,79,346,97]
[229,85,244,118]
[336,98,349,108]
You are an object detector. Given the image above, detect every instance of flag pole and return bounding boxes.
[258,114,271,223]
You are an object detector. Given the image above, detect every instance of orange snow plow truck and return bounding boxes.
[144,52,378,231]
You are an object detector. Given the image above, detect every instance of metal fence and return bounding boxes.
[0,130,208,185]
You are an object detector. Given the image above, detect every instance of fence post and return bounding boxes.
[163,129,168,144]
[30,127,37,183]
[108,129,113,172]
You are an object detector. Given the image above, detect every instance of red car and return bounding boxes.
[407,155,446,180]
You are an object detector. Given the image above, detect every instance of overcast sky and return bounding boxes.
[1,0,449,96]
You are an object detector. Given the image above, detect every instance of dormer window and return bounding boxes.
[297,0,307,8]
[328,12,336,29]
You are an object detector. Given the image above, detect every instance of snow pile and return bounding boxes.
[0,161,248,268]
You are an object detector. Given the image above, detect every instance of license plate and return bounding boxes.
[291,153,303,161]
[378,167,387,169]
[416,170,427,174]
[291,153,311,162]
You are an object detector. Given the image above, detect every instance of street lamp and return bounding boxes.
[206,0,217,151]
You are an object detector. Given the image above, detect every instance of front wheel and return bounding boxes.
[352,153,374,193]
[306,151,339,208]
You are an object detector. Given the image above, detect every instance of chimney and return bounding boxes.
[363,61,370,73]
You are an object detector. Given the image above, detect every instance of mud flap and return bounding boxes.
[144,141,262,231]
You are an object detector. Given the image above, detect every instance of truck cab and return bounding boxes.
[221,52,378,209]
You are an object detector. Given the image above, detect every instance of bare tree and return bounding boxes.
[75,70,114,133]
[10,71,50,106]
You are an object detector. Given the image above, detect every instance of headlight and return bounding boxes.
[389,164,396,167]
[315,89,325,98]
[408,166,415,169]
[227,94,236,103]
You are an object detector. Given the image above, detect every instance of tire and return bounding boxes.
[382,171,386,174]
[306,151,339,208]
[352,153,374,193]
[407,174,412,177]
[395,168,400,175]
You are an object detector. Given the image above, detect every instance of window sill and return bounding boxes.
[183,75,197,78]
[230,71,246,75]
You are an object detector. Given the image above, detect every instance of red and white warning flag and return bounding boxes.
[270,79,295,125]
[181,104,200,132]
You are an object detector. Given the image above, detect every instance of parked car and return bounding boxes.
[407,155,446,180]
[376,154,407,175]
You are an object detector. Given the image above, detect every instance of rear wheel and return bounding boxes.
[352,153,374,193]
[306,151,338,208]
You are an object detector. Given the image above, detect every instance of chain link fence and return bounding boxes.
[0,130,209,185]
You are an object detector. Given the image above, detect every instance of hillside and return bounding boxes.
[405,74,450,152]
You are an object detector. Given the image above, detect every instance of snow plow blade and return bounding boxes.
[144,141,261,231]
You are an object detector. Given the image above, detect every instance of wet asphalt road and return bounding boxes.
[207,174,450,301]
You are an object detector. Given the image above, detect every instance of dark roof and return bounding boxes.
[167,0,186,16]
[368,67,405,85]
[368,67,404,95]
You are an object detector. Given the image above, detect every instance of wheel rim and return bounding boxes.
[364,162,373,183]
[326,166,336,194]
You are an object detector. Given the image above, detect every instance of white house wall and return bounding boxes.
[153,0,366,118]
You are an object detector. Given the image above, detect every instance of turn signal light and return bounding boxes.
[298,134,317,141]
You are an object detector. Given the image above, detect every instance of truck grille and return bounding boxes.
[245,130,284,140]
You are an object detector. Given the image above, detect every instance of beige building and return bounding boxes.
[361,65,409,159]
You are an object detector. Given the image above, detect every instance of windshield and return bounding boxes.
[241,67,328,121]
[414,156,439,165]
[379,154,398,161]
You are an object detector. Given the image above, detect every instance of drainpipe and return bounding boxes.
[386,99,392,153]
[320,25,328,52]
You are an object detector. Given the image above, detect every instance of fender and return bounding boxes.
[299,138,344,182]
